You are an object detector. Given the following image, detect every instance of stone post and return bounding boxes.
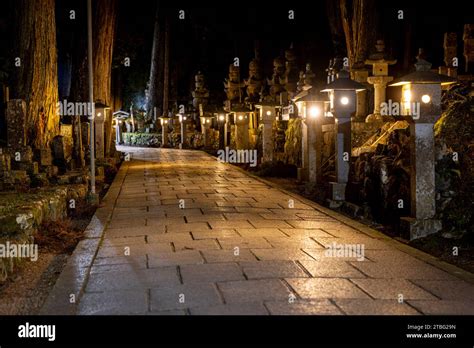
[330,90,356,202]
[400,83,442,239]
[161,119,169,147]
[180,119,188,148]
[260,106,275,163]
[234,112,249,150]
[201,118,212,148]
[6,99,27,149]
[94,115,105,159]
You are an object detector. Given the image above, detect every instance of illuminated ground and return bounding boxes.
[42,146,474,315]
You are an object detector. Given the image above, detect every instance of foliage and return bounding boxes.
[123,132,161,147]
[283,118,302,166]
[255,161,297,178]
[434,85,474,239]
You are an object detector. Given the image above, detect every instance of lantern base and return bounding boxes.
[329,182,346,201]
[400,217,442,241]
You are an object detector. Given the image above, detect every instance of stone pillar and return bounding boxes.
[224,121,230,147]
[299,120,309,181]
[400,83,442,239]
[94,116,105,160]
[180,120,188,148]
[260,106,275,163]
[234,113,249,150]
[305,116,323,184]
[330,90,355,202]
[161,121,169,147]
[218,122,225,150]
[463,24,474,74]
[201,120,212,148]
[351,68,369,120]
[367,76,393,117]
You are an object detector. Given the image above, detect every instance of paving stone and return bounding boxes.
[148,250,205,267]
[218,237,272,249]
[150,283,222,311]
[192,229,239,240]
[209,220,255,229]
[248,219,293,229]
[201,249,258,263]
[279,228,333,238]
[351,279,438,300]
[240,260,308,279]
[410,280,474,301]
[237,228,287,238]
[218,279,293,303]
[265,236,323,249]
[180,263,245,283]
[85,268,180,292]
[350,261,458,280]
[407,300,474,315]
[251,248,315,261]
[334,299,420,315]
[286,278,371,299]
[147,232,193,243]
[265,299,342,315]
[173,239,220,251]
[189,303,269,315]
[299,260,367,278]
[78,290,148,315]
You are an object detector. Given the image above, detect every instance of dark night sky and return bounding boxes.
[1,0,473,109]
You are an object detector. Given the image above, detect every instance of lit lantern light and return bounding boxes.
[340,97,349,105]
[238,115,243,121]
[403,89,412,102]
[219,115,225,122]
[255,100,280,164]
[94,101,110,159]
[266,110,272,116]
[309,105,321,118]
[388,55,456,239]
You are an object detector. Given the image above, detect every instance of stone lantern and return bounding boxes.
[255,100,279,164]
[389,56,456,240]
[321,68,366,202]
[159,115,171,147]
[214,108,228,150]
[112,111,129,145]
[294,89,327,183]
[365,40,397,122]
[231,105,250,150]
[199,106,215,149]
[94,101,110,159]
[177,112,190,149]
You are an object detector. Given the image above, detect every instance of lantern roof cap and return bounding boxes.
[229,104,251,113]
[320,69,366,92]
[293,86,328,102]
[95,100,110,109]
[389,57,457,86]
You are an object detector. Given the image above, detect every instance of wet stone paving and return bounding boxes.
[66,147,474,315]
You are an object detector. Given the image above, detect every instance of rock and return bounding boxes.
[34,148,53,166]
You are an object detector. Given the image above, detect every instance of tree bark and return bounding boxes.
[147,1,164,121]
[13,0,59,148]
[92,0,118,157]
[326,0,346,58]
[162,16,170,116]
[339,0,376,68]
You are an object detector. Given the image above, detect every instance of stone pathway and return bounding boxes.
[73,146,474,315]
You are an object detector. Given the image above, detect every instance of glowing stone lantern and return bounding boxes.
[389,55,456,239]
[231,105,251,150]
[255,100,280,163]
[159,114,171,147]
[213,108,228,150]
[294,89,327,183]
[177,111,190,149]
[321,68,366,202]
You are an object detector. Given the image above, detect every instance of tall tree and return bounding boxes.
[92,0,118,157]
[146,1,164,120]
[339,0,377,68]
[13,0,59,148]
